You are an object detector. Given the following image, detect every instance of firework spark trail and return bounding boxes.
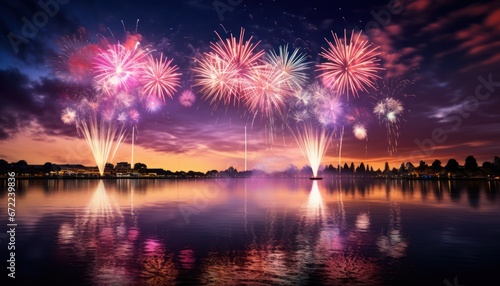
[289,122,333,177]
[316,29,383,99]
[55,27,181,175]
[345,107,372,141]
[77,114,128,176]
[373,97,404,155]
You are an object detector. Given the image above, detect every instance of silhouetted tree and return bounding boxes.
[464,155,478,171]
[416,160,427,174]
[431,159,442,171]
[343,163,349,174]
[356,162,366,173]
[406,162,415,173]
[445,159,459,173]
[399,163,406,174]
[16,160,27,166]
[482,161,493,176]
[493,156,500,175]
[384,162,390,173]
[391,167,398,175]
[43,162,54,175]
[206,170,218,177]
[134,162,147,170]
[349,162,355,173]
[0,159,9,175]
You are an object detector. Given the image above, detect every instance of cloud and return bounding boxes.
[0,68,76,140]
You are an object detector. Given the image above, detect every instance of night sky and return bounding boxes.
[1,0,499,172]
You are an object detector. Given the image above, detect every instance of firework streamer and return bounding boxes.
[316,29,383,100]
[55,26,181,175]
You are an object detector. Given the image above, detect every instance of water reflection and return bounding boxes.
[57,180,137,285]
[139,238,177,285]
[7,178,495,285]
[305,181,327,223]
[377,202,408,258]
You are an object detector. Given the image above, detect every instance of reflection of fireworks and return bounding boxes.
[317,29,382,99]
[179,90,196,107]
[306,181,326,222]
[140,254,178,285]
[290,122,333,177]
[377,202,407,258]
[355,212,370,232]
[324,249,380,285]
[57,181,136,285]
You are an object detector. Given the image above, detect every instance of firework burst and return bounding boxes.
[317,29,383,99]
[52,34,99,84]
[141,53,181,103]
[242,63,292,120]
[54,26,179,175]
[61,107,77,124]
[179,90,196,107]
[93,44,147,94]
[266,45,309,90]
[352,124,367,140]
[373,97,404,154]
[345,107,372,141]
[193,53,239,107]
[211,27,264,80]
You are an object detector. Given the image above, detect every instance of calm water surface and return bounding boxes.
[1,178,499,285]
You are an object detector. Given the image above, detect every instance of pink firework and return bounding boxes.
[141,53,181,103]
[317,29,382,99]
[242,63,292,119]
[144,96,163,113]
[309,83,343,127]
[211,28,264,76]
[179,90,196,107]
[93,44,146,94]
[193,52,239,107]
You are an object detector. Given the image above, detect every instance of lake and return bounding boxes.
[1,178,499,285]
